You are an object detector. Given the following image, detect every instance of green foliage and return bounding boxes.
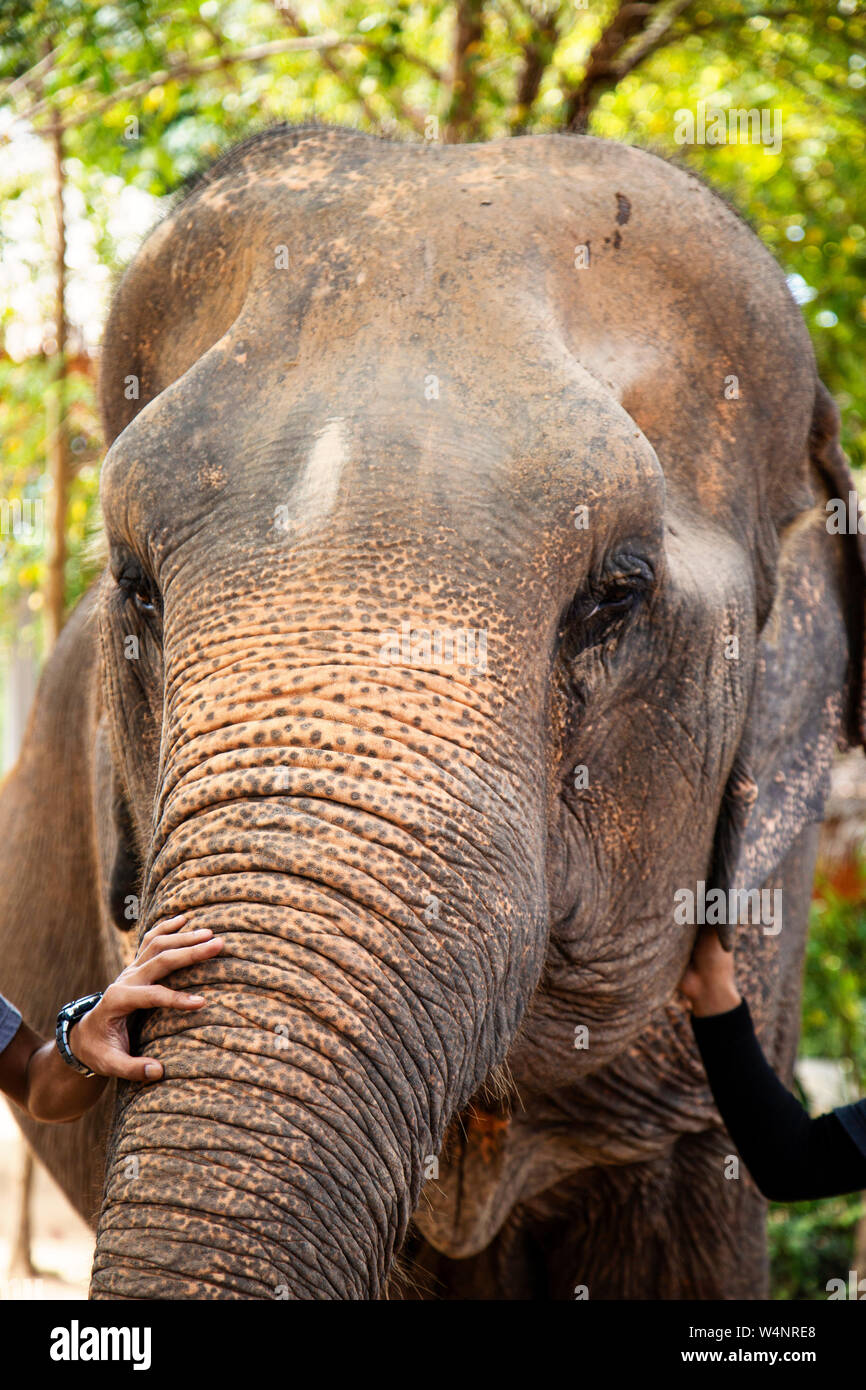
[595,3,866,470]
[0,354,103,651]
[802,876,866,1088]
[768,873,866,1300]
[769,1193,862,1300]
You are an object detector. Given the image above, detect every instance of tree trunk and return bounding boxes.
[445,0,484,142]
[4,599,40,1277]
[45,105,68,648]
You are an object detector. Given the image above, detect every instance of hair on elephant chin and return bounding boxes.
[472,1058,518,1112]
[383,1248,440,1302]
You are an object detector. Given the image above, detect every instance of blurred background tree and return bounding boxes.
[0,0,864,1296]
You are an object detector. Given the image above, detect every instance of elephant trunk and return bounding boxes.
[90,658,545,1298]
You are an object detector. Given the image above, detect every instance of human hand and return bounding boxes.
[70,914,224,1081]
[678,925,741,1017]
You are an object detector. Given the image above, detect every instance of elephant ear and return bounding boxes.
[710,381,866,949]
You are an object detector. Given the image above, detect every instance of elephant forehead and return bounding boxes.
[100,335,663,573]
[101,127,813,551]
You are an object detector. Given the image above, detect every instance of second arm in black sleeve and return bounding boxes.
[691,998,866,1202]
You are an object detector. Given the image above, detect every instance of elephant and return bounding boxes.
[1,123,863,1300]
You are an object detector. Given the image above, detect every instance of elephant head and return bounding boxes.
[36,127,863,1297]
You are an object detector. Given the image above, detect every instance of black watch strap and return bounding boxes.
[55,993,103,1077]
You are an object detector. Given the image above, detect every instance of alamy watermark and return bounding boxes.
[0,496,44,543]
[674,880,782,935]
[50,1321,151,1370]
[826,492,866,534]
[379,620,487,674]
[674,101,782,156]
[826,1270,866,1300]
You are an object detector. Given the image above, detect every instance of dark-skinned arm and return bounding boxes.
[0,915,223,1123]
[0,1018,108,1123]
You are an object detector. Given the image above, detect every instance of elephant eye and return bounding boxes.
[558,564,653,655]
[116,560,160,617]
[583,583,637,623]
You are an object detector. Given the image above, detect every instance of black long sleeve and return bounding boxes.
[691,998,866,1202]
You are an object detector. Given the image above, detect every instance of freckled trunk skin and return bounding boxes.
[91,643,546,1299]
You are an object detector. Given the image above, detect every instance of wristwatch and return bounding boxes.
[55,993,103,1077]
